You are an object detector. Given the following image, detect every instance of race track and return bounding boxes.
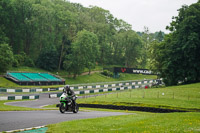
[1,93,130,132]
[5,93,59,108]
[0,110,129,132]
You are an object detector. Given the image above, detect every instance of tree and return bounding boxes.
[36,46,59,71]
[113,30,142,67]
[63,30,99,78]
[87,6,116,65]
[153,1,200,85]
[83,31,99,74]
[52,1,77,71]
[0,26,9,44]
[123,30,143,67]
[112,33,124,65]
[155,31,164,42]
[0,0,146,72]
[0,44,14,72]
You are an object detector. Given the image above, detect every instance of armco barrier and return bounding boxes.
[0,88,61,93]
[49,84,147,98]
[0,79,157,93]
[0,95,39,100]
[69,79,156,90]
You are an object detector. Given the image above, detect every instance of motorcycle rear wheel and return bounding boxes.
[59,103,66,113]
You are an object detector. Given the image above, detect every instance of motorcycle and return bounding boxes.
[58,93,79,113]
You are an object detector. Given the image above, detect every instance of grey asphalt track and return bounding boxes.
[1,93,131,132]
[5,93,59,108]
[0,110,129,132]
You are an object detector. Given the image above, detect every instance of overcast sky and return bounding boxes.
[69,0,197,33]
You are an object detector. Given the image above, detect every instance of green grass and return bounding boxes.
[77,83,200,111]
[9,66,49,73]
[46,82,200,132]
[0,77,22,88]
[0,100,45,111]
[47,112,200,133]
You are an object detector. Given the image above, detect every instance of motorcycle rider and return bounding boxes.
[63,85,76,108]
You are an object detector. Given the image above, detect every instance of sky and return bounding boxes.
[69,0,198,33]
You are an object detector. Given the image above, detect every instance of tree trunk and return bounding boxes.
[73,73,77,79]
[88,69,91,75]
[58,42,64,71]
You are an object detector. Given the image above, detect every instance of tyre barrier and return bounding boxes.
[0,95,39,100]
[78,104,187,113]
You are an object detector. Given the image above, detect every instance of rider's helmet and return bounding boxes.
[64,85,70,91]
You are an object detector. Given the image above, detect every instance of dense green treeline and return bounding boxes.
[1,0,199,86]
[0,0,163,77]
[150,1,200,85]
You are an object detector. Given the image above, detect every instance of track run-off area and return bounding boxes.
[0,93,131,132]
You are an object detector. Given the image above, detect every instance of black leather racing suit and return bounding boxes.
[66,88,76,108]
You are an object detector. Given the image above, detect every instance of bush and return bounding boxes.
[101,70,109,76]
[12,52,35,67]
[109,71,113,77]
[17,52,25,65]
[12,58,19,67]
[24,57,35,67]
[36,47,59,71]
[101,70,113,77]
[13,52,27,66]
[0,43,14,72]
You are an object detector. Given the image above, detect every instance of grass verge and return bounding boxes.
[77,83,200,111]
[0,100,45,111]
[47,112,200,133]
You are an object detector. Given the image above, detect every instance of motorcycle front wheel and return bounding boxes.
[73,103,79,113]
[59,103,66,113]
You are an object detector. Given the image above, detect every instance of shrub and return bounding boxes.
[109,72,113,77]
[101,70,113,77]
[36,47,59,71]
[101,70,109,76]
[12,58,19,67]
[24,57,35,67]
[0,44,14,72]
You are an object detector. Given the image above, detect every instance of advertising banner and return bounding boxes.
[114,67,156,75]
